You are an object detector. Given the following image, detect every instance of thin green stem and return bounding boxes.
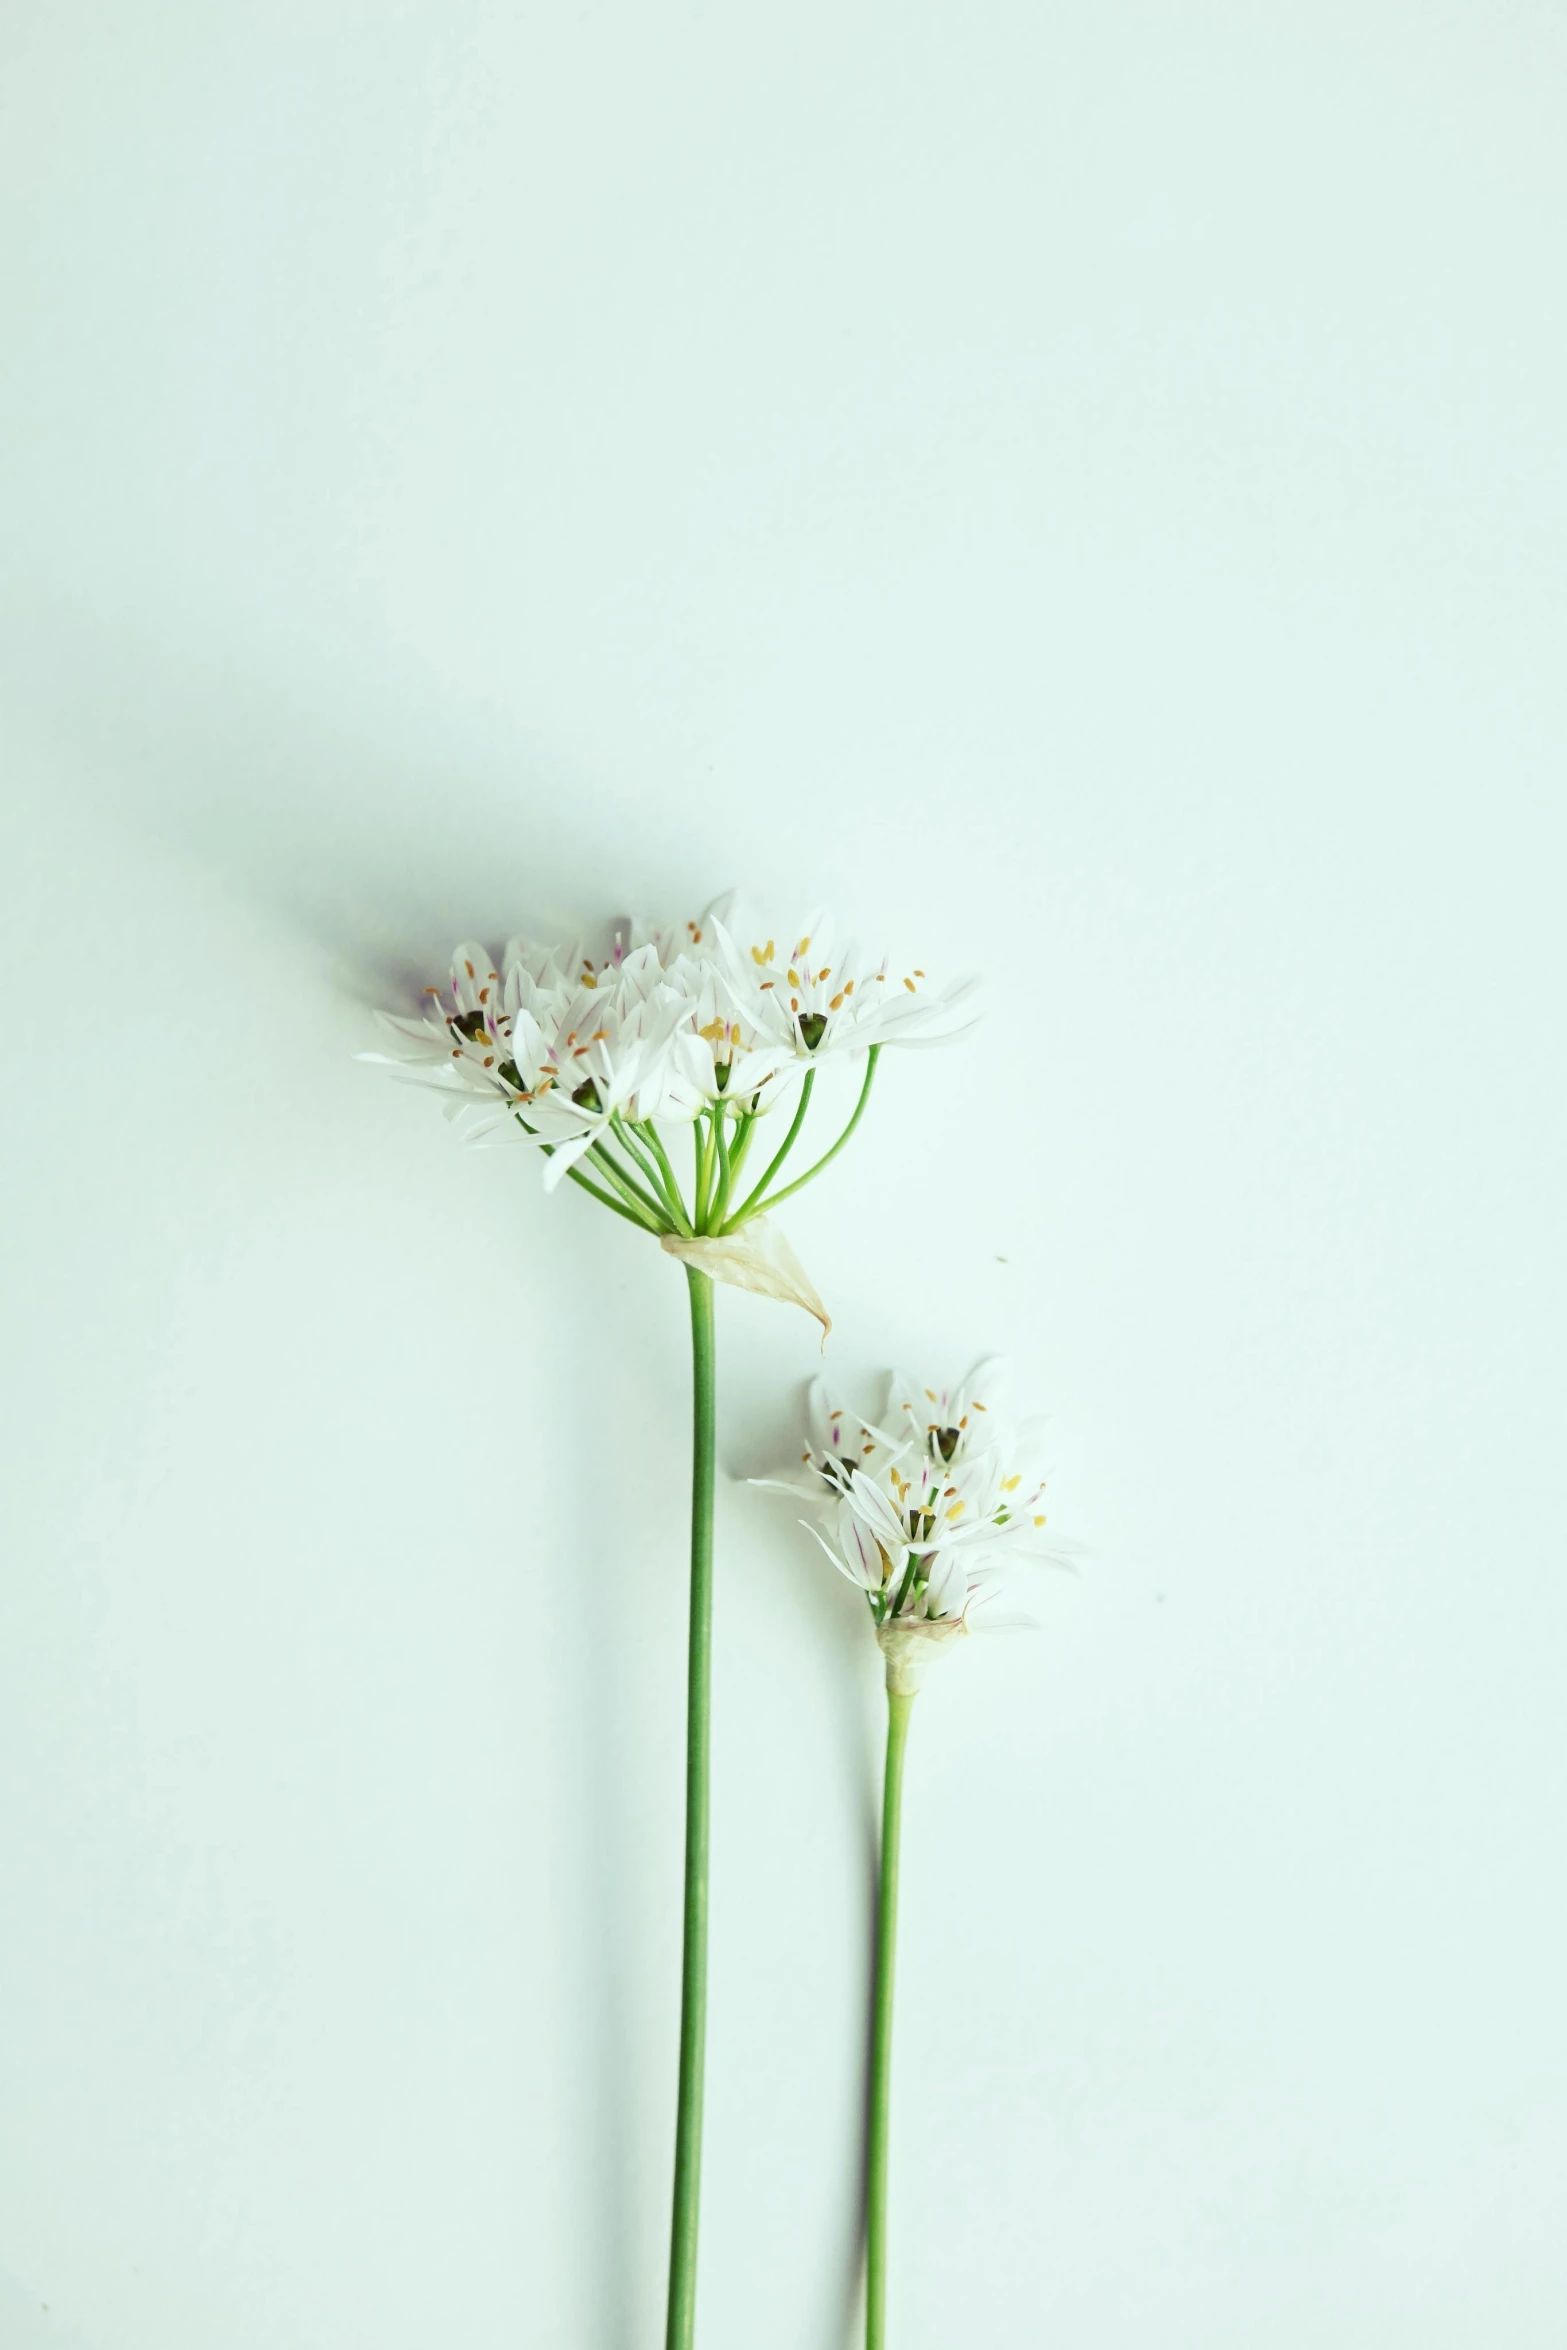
[588,1137,671,1227]
[563,1162,660,1229]
[738,1046,880,1226]
[512,1110,662,1231]
[706,1106,734,1233]
[666,1266,716,2350]
[886,1550,922,1625]
[610,1112,674,1204]
[721,1106,758,1205]
[866,1685,915,2350]
[693,1114,716,1231]
[638,1119,695,1235]
[722,1068,815,1230]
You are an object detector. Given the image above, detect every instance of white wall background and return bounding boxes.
[2,3,1564,2343]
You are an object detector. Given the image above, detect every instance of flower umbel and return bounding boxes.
[763,1360,1053,1640]
[364,892,979,1254]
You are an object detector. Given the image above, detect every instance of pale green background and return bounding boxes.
[2,2,1564,2344]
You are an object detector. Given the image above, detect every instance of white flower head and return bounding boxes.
[761,1358,1059,1668]
[365,891,980,1290]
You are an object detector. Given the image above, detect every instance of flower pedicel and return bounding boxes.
[760,1359,1060,2350]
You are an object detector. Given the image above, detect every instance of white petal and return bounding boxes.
[539,1127,599,1191]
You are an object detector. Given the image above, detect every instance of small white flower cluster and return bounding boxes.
[369,894,977,1197]
[767,1360,1054,1634]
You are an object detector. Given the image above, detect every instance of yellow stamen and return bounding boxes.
[946,1500,966,1521]
[903,976,916,992]
[829,991,845,1010]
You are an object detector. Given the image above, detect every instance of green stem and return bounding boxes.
[721,1106,758,1206]
[866,1684,914,2350]
[563,1161,660,1229]
[643,1121,696,1235]
[666,1266,716,2350]
[707,1107,734,1233]
[588,1137,670,1227]
[722,1068,815,1230]
[693,1115,716,1230]
[512,1111,662,1231]
[743,1047,880,1225]
[610,1112,672,1200]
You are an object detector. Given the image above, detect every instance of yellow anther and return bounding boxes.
[903,976,916,992]
[946,1500,966,1520]
[829,991,845,1011]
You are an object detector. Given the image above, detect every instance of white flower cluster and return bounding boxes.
[768,1360,1054,1633]
[369,895,977,1192]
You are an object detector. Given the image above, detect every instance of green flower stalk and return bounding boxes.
[364,895,977,2347]
[756,1359,1056,2347]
